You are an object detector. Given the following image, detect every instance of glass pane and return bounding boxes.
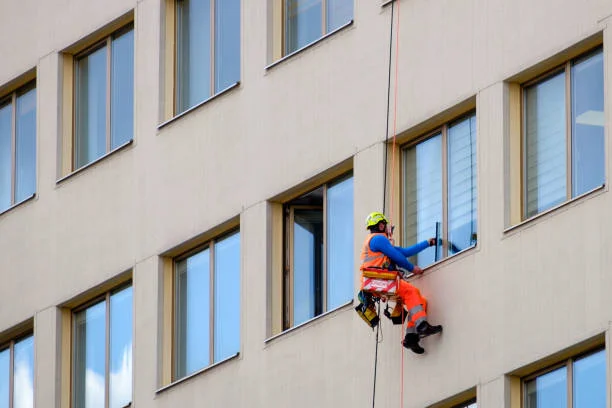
[285,0,322,54]
[111,29,134,150]
[214,0,240,92]
[176,0,211,113]
[571,50,604,197]
[326,176,354,310]
[74,301,107,408]
[524,72,566,218]
[213,232,241,362]
[0,348,9,408]
[75,45,108,169]
[176,249,210,378]
[525,366,567,408]
[13,336,34,408]
[15,88,36,204]
[573,349,606,408]
[0,103,11,211]
[327,0,352,32]
[293,209,323,325]
[448,115,477,255]
[109,286,132,408]
[403,135,443,267]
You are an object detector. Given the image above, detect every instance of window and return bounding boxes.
[0,334,34,408]
[402,113,477,268]
[283,174,353,329]
[523,48,604,219]
[73,285,133,408]
[0,83,36,213]
[284,0,353,55]
[73,25,134,170]
[174,0,240,115]
[174,230,240,380]
[524,349,605,408]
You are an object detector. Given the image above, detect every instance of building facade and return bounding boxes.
[0,0,611,407]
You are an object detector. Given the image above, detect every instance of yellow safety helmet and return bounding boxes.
[365,212,388,229]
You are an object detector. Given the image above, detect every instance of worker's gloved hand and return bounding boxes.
[412,266,424,275]
[428,237,442,247]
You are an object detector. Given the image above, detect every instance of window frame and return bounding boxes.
[401,111,478,265]
[521,347,605,408]
[0,332,34,408]
[282,172,353,330]
[281,0,352,56]
[0,81,36,210]
[71,282,133,408]
[71,23,134,172]
[519,46,604,220]
[450,399,477,408]
[172,227,241,381]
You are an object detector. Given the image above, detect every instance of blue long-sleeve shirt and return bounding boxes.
[369,234,429,272]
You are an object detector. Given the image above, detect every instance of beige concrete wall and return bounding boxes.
[1,0,612,407]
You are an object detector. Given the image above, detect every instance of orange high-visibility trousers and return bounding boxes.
[396,279,428,333]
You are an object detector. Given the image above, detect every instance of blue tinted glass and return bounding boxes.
[176,0,211,113]
[214,0,240,92]
[111,29,134,149]
[285,0,322,54]
[403,134,443,267]
[327,0,352,32]
[176,249,210,378]
[0,348,9,408]
[293,209,323,325]
[74,301,107,408]
[573,350,606,408]
[0,103,11,211]
[75,46,108,169]
[13,335,34,408]
[525,72,566,218]
[525,366,567,408]
[213,232,241,362]
[15,88,36,204]
[326,176,354,310]
[448,115,477,254]
[110,286,132,408]
[572,50,604,197]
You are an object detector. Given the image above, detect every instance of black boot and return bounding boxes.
[416,321,443,338]
[402,333,425,354]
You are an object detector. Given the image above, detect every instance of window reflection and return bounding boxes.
[214,232,241,362]
[111,30,134,150]
[0,103,11,212]
[326,176,354,310]
[13,336,33,408]
[525,366,567,408]
[176,249,210,378]
[573,350,605,408]
[15,89,36,204]
[285,0,322,54]
[0,348,9,408]
[110,287,133,408]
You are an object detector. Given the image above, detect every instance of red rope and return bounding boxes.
[388,1,403,407]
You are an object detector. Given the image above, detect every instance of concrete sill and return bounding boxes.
[56,139,134,185]
[264,300,354,344]
[155,353,239,395]
[157,82,240,130]
[265,20,354,70]
[406,244,478,279]
[0,193,36,218]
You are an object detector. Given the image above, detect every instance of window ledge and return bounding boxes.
[265,20,354,71]
[407,244,478,278]
[0,193,36,218]
[264,300,354,344]
[157,82,240,130]
[381,0,397,8]
[56,139,134,185]
[155,352,239,395]
[503,184,606,235]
